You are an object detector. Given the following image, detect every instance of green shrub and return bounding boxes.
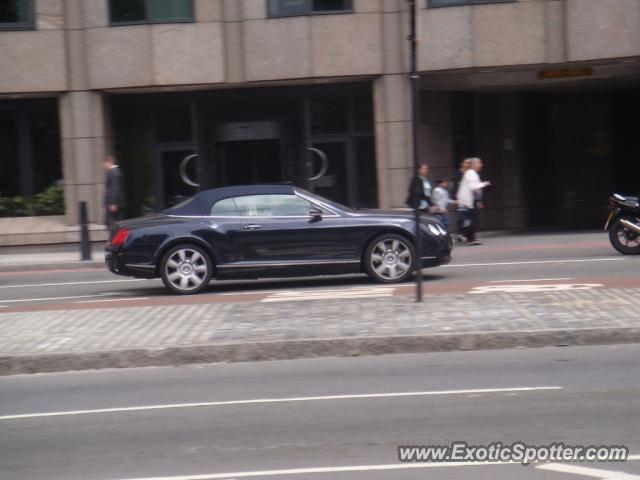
[0,195,33,217]
[0,185,65,217]
[33,185,65,215]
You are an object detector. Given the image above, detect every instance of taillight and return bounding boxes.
[110,228,129,247]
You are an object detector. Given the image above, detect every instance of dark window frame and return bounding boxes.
[268,0,354,18]
[109,0,195,26]
[427,0,516,8]
[0,0,35,31]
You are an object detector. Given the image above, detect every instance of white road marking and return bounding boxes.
[115,461,517,480]
[470,284,603,294]
[219,284,396,296]
[0,293,118,304]
[445,258,624,268]
[490,277,575,283]
[485,283,599,294]
[262,287,396,302]
[537,463,640,479]
[0,279,146,289]
[219,290,288,296]
[0,386,561,421]
[73,297,150,304]
[116,454,640,480]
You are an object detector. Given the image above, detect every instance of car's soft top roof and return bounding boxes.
[162,184,296,216]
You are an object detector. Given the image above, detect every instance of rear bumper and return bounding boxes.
[105,248,157,278]
[104,248,124,275]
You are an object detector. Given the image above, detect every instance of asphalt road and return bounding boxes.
[1,345,639,479]
[0,231,638,311]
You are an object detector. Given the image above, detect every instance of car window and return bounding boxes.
[210,197,240,216]
[296,188,350,212]
[233,194,315,217]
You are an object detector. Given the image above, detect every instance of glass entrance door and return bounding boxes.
[214,140,283,186]
[309,140,354,206]
[156,148,199,209]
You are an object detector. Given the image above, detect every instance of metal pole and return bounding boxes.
[408,0,422,302]
[79,201,91,261]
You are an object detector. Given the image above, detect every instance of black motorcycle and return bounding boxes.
[605,193,640,255]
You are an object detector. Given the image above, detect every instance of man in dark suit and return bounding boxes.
[103,155,126,230]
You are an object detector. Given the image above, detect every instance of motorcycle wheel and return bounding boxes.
[609,217,640,255]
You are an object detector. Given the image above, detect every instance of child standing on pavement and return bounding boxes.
[431,179,455,231]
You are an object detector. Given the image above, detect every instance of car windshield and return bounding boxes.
[296,188,352,213]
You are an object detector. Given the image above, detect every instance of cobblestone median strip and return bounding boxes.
[1,288,640,374]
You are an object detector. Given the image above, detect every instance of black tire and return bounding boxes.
[160,244,213,294]
[364,234,416,283]
[609,217,640,255]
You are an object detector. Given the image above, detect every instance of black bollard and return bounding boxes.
[79,201,92,261]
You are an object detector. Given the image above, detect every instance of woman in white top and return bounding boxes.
[456,158,491,245]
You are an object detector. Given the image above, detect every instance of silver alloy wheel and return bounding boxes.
[164,248,209,292]
[369,238,412,281]
[617,229,640,248]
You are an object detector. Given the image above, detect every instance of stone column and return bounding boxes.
[374,1,413,209]
[59,0,111,225]
[222,0,245,83]
[59,92,111,225]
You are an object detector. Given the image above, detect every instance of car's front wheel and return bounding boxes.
[364,234,416,283]
[160,244,213,294]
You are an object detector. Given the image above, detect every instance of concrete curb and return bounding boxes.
[0,261,104,272]
[2,327,639,376]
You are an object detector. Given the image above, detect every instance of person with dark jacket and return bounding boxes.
[103,155,126,230]
[406,163,432,212]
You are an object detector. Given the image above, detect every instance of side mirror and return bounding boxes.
[309,208,323,220]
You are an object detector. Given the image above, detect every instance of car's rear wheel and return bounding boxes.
[160,244,213,294]
[364,234,416,283]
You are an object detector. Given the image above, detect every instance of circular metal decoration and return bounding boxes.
[308,147,328,181]
[179,154,200,187]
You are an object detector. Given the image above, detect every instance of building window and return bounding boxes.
[110,0,194,25]
[268,0,353,18]
[0,0,34,30]
[0,100,64,217]
[428,0,515,7]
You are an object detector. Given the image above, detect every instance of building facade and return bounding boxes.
[0,0,639,245]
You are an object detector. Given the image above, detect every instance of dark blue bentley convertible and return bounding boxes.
[105,184,452,294]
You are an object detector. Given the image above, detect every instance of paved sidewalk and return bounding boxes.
[0,251,104,271]
[2,286,640,375]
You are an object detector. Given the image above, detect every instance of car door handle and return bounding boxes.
[243,224,261,230]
